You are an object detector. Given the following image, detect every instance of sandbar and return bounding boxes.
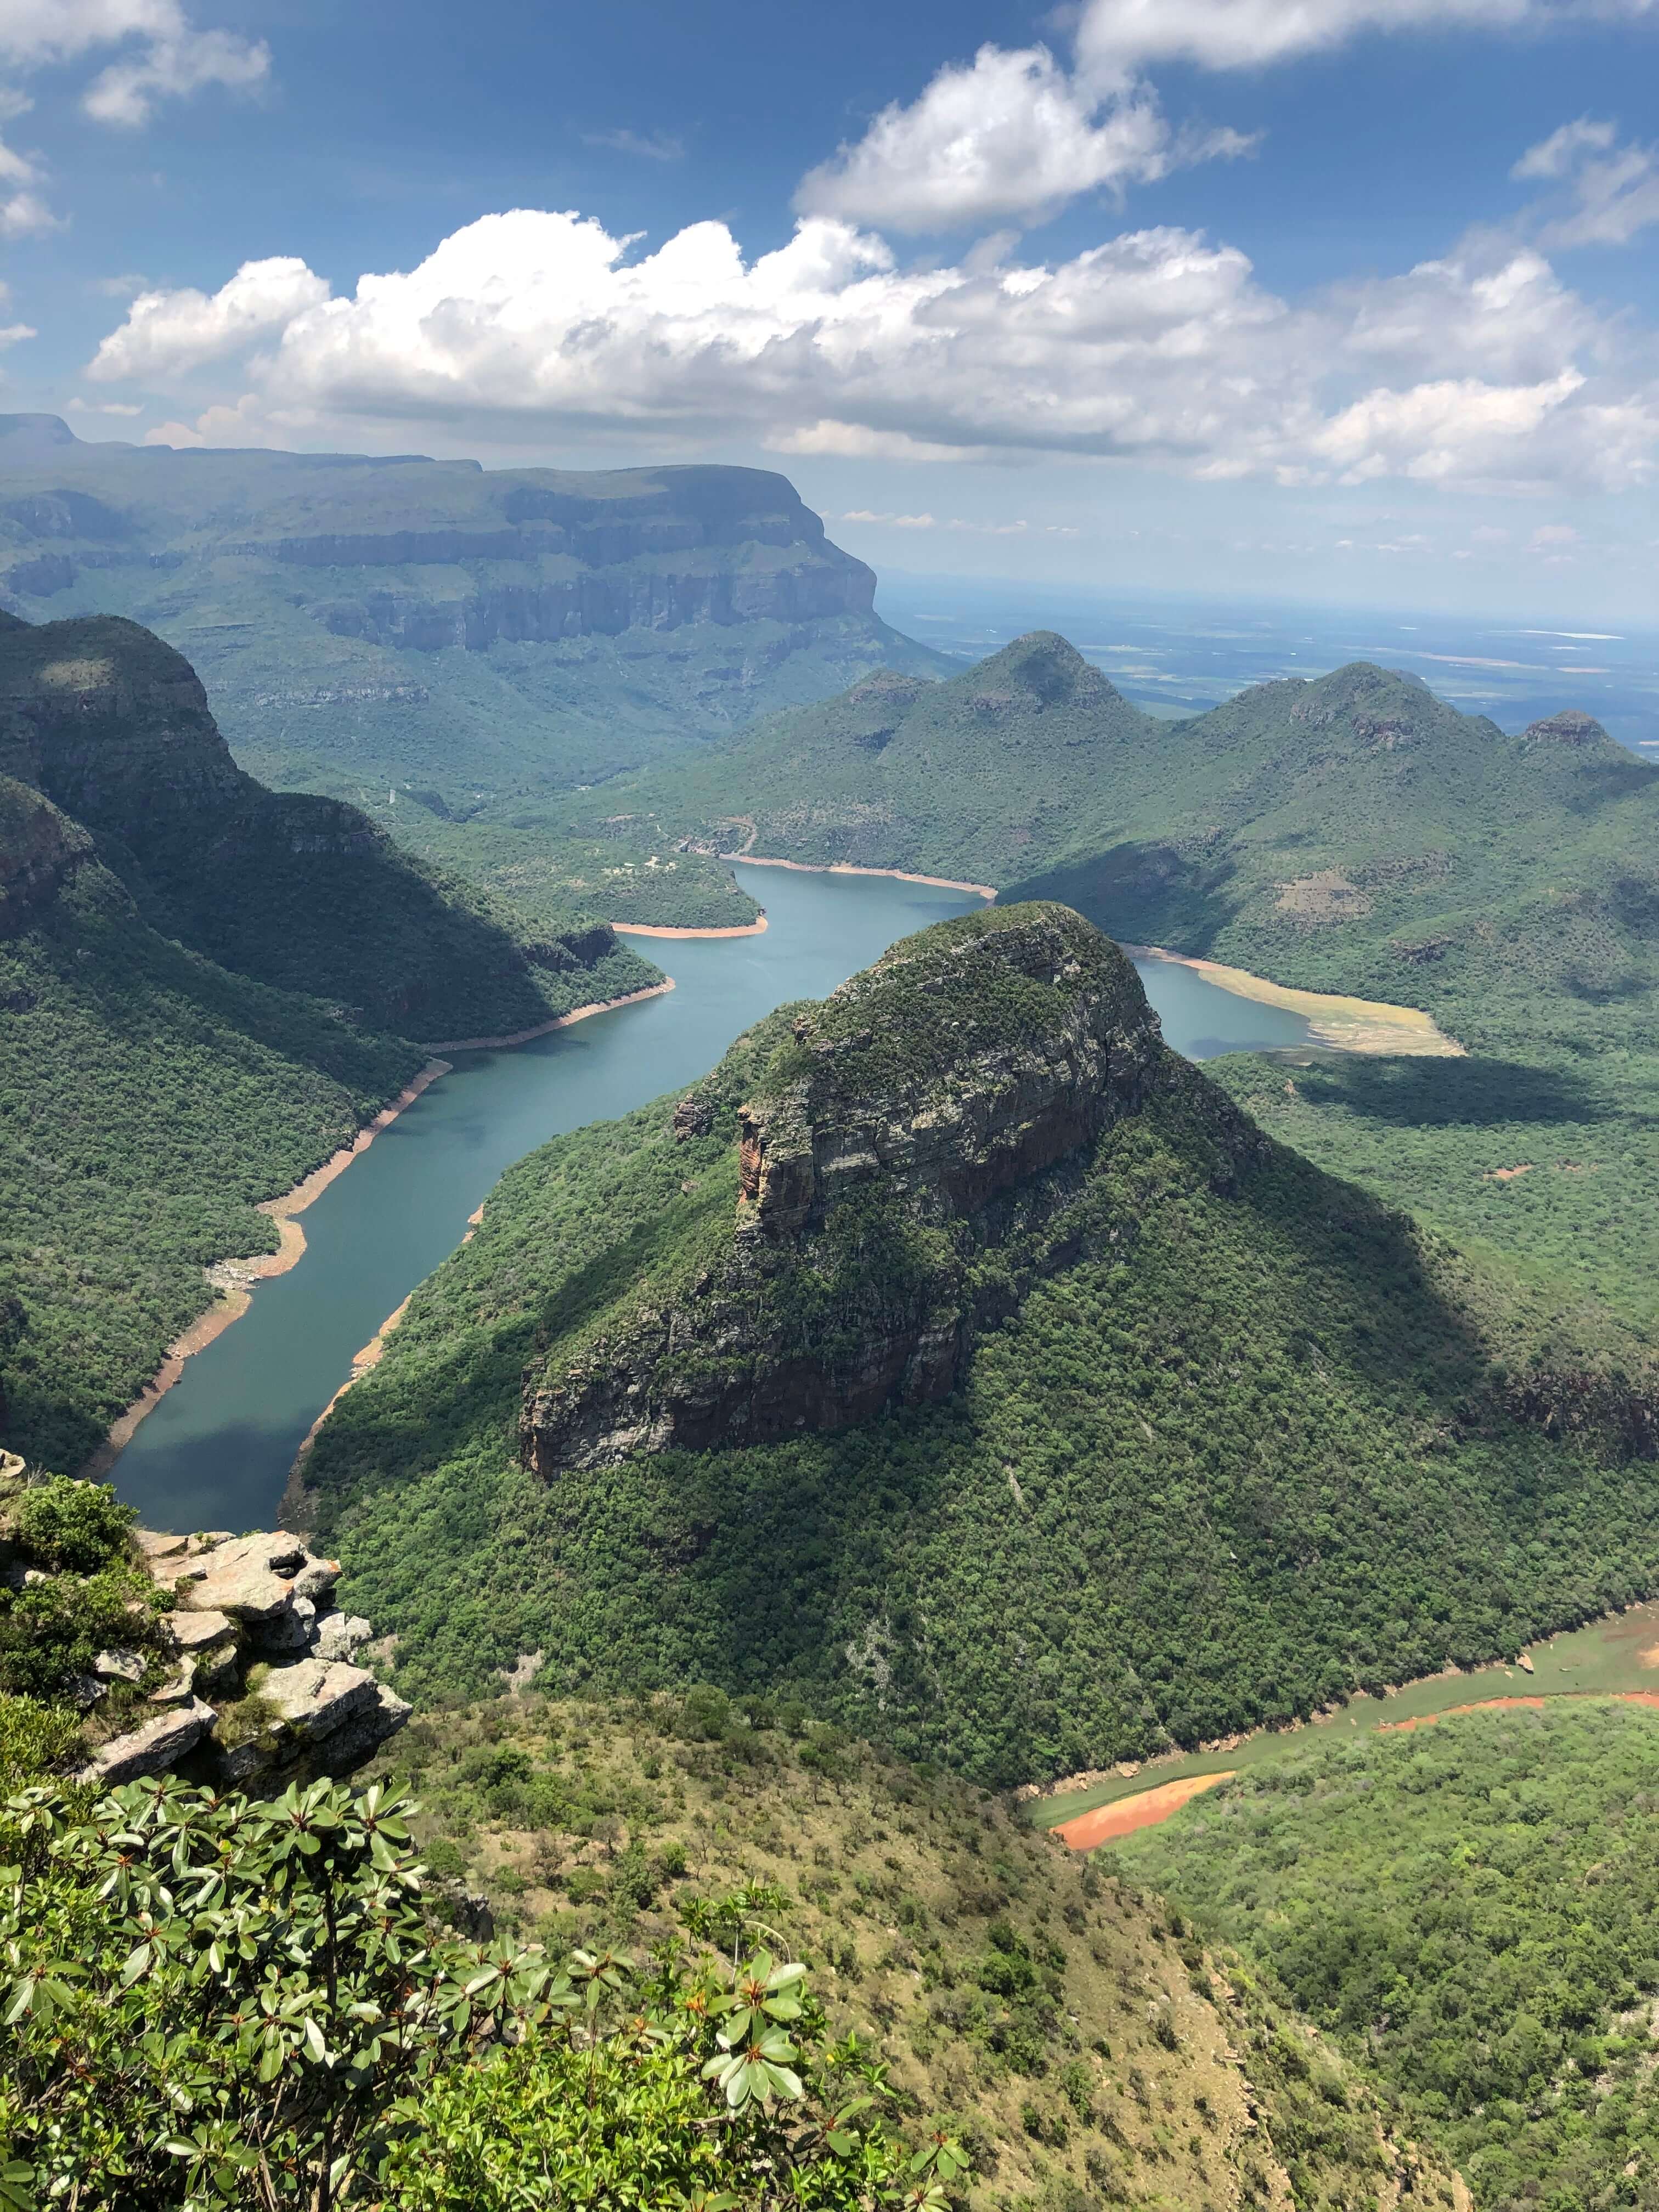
[1122,944,1463,1057]
[725,853,997,901]
[1054,1772,1234,1850]
[613,917,768,940]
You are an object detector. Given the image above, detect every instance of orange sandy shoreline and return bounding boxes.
[613,917,768,940]
[416,979,673,1052]
[1047,1689,1659,1848]
[85,981,676,1476]
[1054,1773,1234,1850]
[725,853,997,901]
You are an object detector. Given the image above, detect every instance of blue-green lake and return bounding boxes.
[112,865,1312,1532]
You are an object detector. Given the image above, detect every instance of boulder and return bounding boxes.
[258,1656,380,1742]
[168,1606,237,1653]
[313,1611,373,1663]
[311,1683,414,1776]
[189,1532,307,1625]
[134,1528,189,1565]
[77,1699,216,1787]
[148,1658,197,1706]
[92,1648,144,1684]
[293,1557,341,1603]
[253,1593,316,1654]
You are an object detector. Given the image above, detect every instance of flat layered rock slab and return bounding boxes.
[259,1656,380,1741]
[77,1698,216,1787]
[169,1606,238,1651]
[187,1533,308,1623]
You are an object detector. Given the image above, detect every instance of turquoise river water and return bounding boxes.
[112,865,1312,1533]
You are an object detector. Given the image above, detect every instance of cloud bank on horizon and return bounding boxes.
[24,0,1659,524]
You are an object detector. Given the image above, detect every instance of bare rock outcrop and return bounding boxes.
[76,1522,410,1793]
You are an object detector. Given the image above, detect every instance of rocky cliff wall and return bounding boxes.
[0,616,248,839]
[521,905,1222,1478]
[313,554,876,653]
[0,778,92,936]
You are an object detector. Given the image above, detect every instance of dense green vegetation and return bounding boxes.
[0,806,421,1467]
[0,1468,170,1719]
[378,809,764,934]
[581,639,1150,889]
[609,635,1659,1329]
[305,912,1659,1786]
[0,613,658,1466]
[1114,1700,1659,2212]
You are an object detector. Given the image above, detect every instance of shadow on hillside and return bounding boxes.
[1287,1052,1607,1131]
[1003,837,1244,955]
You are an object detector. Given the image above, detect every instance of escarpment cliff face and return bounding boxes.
[0,612,655,1035]
[0,427,950,802]
[521,904,1250,1477]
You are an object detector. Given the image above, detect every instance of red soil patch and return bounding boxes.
[1054,1771,1234,1851]
[1484,1164,1534,1182]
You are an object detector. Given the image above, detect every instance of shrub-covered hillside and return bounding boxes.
[0,1685,1458,2212]
[1113,1699,1659,2212]
[0,612,658,1466]
[602,636,1659,1330]
[0,613,657,1041]
[302,907,1659,1786]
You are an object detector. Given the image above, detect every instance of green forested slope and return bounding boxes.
[378,811,765,934]
[0,780,419,1466]
[611,636,1659,1325]
[579,635,1160,887]
[303,911,1659,1787]
[0,612,657,1465]
[0,614,657,1040]
[1114,1701,1659,2212]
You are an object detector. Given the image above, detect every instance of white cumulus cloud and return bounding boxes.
[81,204,1659,494]
[795,43,1252,232]
[1074,0,1657,82]
[0,0,269,125]
[88,257,332,380]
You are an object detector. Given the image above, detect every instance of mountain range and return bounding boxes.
[602,631,1659,1329]
[0,415,949,813]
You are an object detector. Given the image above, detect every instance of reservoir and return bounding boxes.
[112,865,1313,1533]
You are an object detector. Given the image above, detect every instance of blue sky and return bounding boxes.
[5,0,1659,618]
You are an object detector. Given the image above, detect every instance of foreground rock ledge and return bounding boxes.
[78,1523,409,1791]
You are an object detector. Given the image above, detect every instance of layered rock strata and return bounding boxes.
[78,1523,409,1790]
[522,903,1229,1476]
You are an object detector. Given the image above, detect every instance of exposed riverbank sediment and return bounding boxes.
[417,979,673,1052]
[723,853,998,900]
[1122,944,1463,1057]
[613,917,767,940]
[86,981,676,1477]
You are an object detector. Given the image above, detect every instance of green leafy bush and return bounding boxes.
[0,1773,966,2211]
[12,1476,132,1573]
